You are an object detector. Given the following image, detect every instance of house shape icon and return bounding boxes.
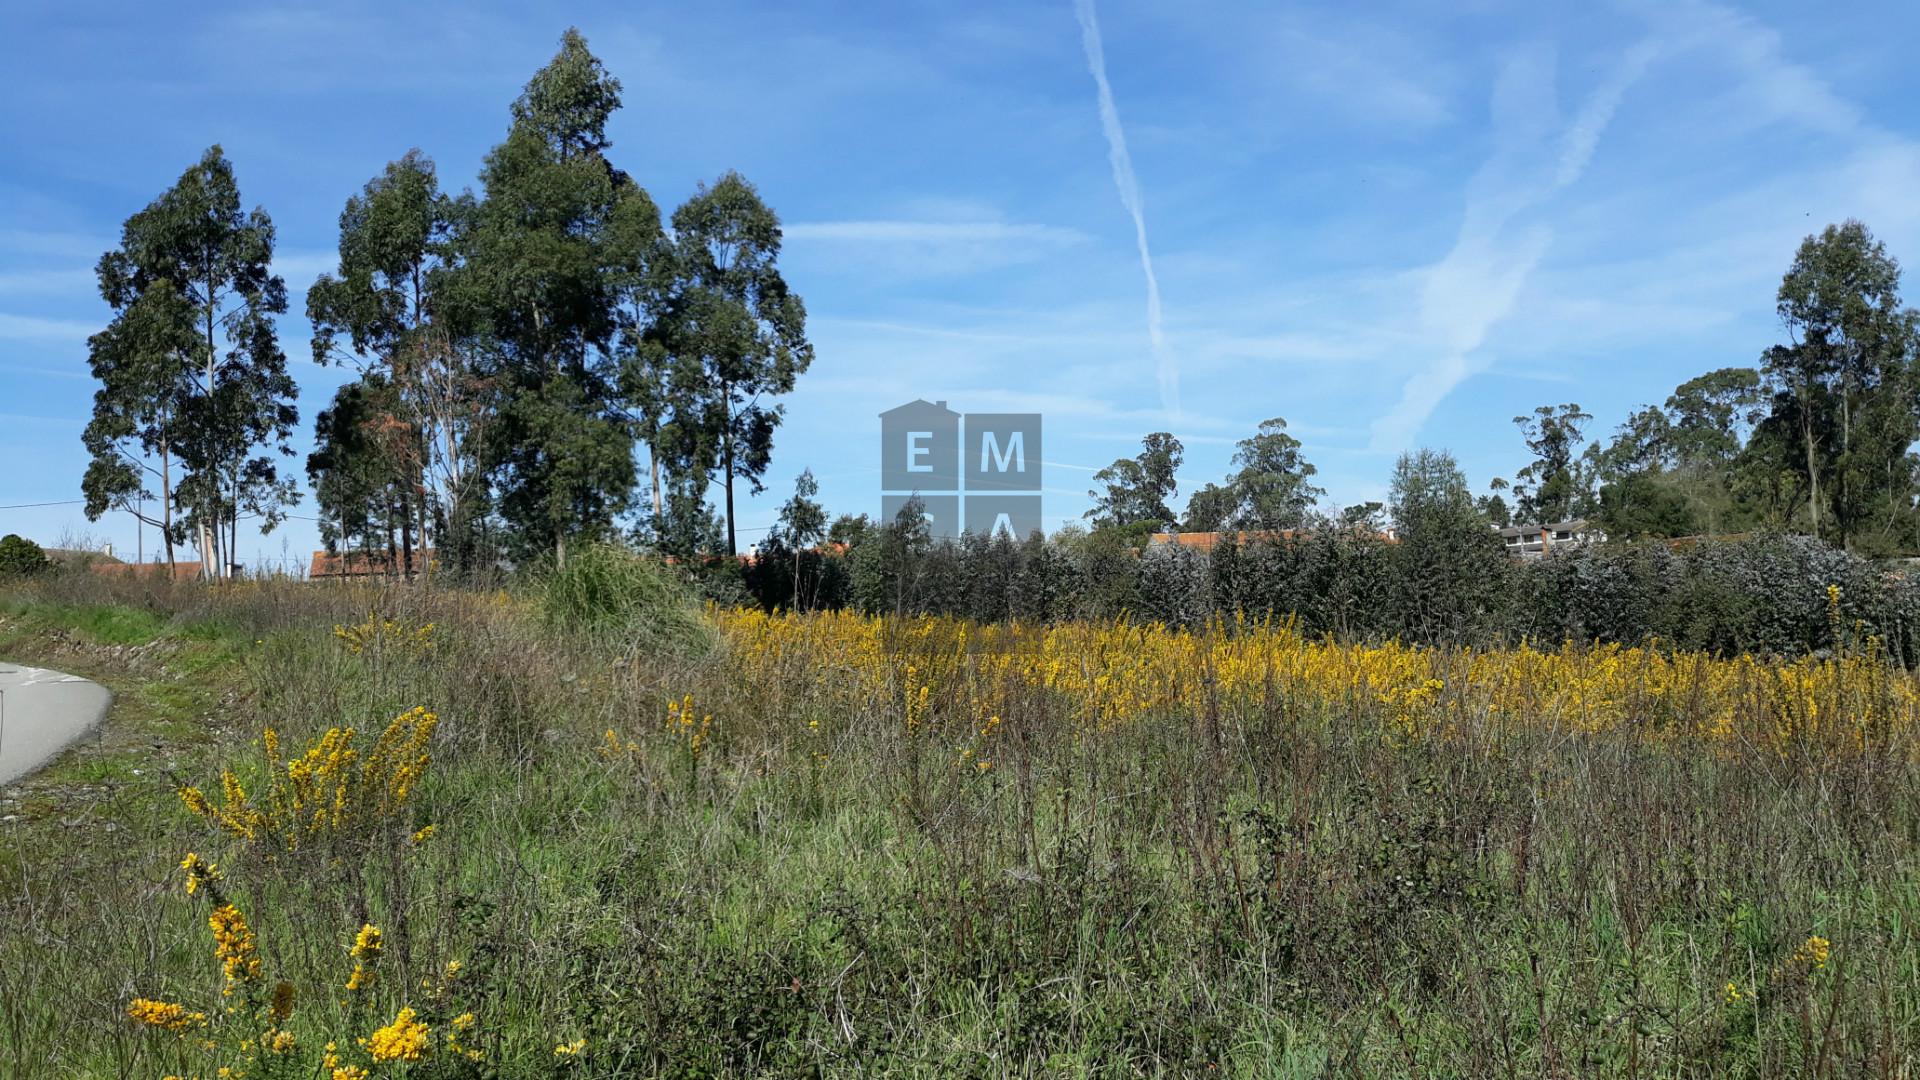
[879,399,961,492]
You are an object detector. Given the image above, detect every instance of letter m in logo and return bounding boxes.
[965,414,1042,492]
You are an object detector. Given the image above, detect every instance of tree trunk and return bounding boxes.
[228,469,240,580]
[1802,379,1820,537]
[160,436,175,572]
[722,382,736,556]
[651,445,663,520]
[400,490,415,580]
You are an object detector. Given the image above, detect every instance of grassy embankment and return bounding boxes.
[3,550,1919,1077]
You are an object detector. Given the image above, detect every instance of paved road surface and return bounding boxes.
[0,663,111,786]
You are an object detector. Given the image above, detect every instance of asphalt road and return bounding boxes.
[0,663,111,786]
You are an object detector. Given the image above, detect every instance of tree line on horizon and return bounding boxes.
[1073,219,1920,558]
[78,29,811,576]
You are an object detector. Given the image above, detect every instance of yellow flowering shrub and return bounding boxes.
[333,612,437,658]
[127,997,207,1032]
[364,1005,430,1062]
[177,706,439,852]
[126,852,487,1077]
[713,608,1920,757]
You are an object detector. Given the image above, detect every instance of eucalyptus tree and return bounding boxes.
[605,180,674,520]
[653,172,815,555]
[307,375,416,563]
[82,145,297,577]
[307,150,468,574]
[81,271,196,567]
[1230,418,1323,530]
[1088,432,1183,530]
[464,29,637,565]
[1510,403,1592,524]
[1755,221,1920,550]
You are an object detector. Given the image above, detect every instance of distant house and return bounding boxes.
[1148,529,1397,552]
[1497,519,1604,559]
[309,549,437,580]
[89,559,216,582]
[45,544,121,570]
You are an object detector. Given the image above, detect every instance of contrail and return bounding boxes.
[1074,0,1178,419]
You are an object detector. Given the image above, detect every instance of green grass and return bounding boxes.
[2,576,1917,1077]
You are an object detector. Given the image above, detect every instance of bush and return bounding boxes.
[539,542,714,654]
[0,534,48,578]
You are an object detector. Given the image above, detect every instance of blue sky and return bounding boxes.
[4,0,1920,566]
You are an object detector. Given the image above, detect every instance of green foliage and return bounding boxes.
[1511,403,1592,524]
[82,145,299,571]
[648,172,815,555]
[0,534,49,578]
[464,29,638,564]
[306,149,467,574]
[538,541,712,653]
[1230,417,1324,530]
[1088,432,1183,529]
[1758,220,1920,550]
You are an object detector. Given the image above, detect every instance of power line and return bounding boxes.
[0,499,85,510]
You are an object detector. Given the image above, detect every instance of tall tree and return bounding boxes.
[82,145,297,577]
[1388,448,1508,644]
[654,172,815,555]
[772,467,829,609]
[1511,403,1592,524]
[308,150,469,576]
[605,180,674,522]
[463,29,636,565]
[1181,481,1238,532]
[307,375,417,565]
[1756,220,1920,550]
[1087,432,1183,530]
[1389,447,1475,532]
[81,267,197,567]
[1230,418,1322,530]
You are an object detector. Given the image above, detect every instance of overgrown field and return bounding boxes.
[4,564,1919,1077]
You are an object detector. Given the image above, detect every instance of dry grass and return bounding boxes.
[2,570,1918,1077]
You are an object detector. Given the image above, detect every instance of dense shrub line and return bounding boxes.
[732,526,1920,661]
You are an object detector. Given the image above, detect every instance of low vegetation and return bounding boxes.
[4,566,1919,1077]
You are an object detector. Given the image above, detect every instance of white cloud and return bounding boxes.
[0,312,94,342]
[1369,39,1658,452]
[785,221,1086,245]
[0,268,96,296]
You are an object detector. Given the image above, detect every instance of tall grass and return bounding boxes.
[1,571,1917,1076]
[539,543,715,656]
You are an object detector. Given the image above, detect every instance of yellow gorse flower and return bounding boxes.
[333,612,437,657]
[665,693,713,756]
[364,1004,431,1062]
[712,608,1920,756]
[179,707,439,852]
[180,852,220,896]
[128,998,208,1032]
[208,903,262,991]
[345,923,383,992]
[1791,934,1832,973]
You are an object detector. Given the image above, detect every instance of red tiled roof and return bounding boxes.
[309,549,436,578]
[1150,530,1394,551]
[89,560,207,582]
